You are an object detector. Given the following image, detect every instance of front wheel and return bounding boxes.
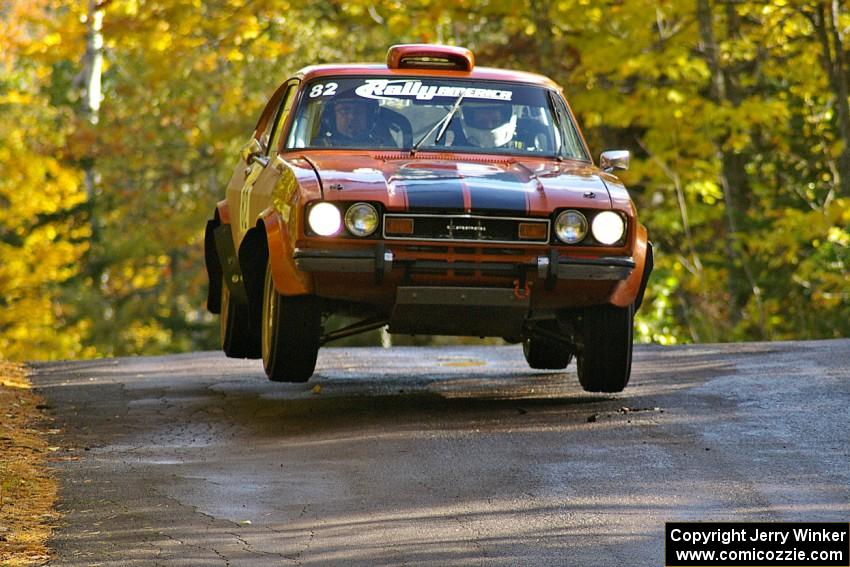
[261,262,321,382]
[576,304,634,393]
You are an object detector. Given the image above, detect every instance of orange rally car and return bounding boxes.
[204,44,653,392]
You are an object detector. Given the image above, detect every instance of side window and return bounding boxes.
[258,111,278,151]
[266,82,299,155]
[553,95,588,160]
[288,102,323,149]
[252,81,293,153]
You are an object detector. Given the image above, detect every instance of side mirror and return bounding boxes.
[600,150,630,173]
[240,138,264,163]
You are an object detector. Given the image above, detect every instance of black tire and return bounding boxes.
[261,262,321,382]
[576,304,634,393]
[522,322,572,369]
[220,276,260,358]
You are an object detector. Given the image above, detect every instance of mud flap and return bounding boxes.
[214,224,249,306]
[205,218,223,314]
[634,242,654,310]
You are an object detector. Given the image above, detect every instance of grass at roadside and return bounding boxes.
[0,362,58,566]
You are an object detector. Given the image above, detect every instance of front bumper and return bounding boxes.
[294,247,394,274]
[293,246,634,281]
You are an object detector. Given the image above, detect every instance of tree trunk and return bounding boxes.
[696,0,766,337]
[80,0,105,242]
[81,0,104,124]
[696,0,724,101]
[812,0,850,197]
[530,0,554,73]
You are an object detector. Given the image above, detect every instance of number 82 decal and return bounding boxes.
[309,82,338,98]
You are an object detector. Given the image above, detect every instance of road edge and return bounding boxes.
[0,361,59,566]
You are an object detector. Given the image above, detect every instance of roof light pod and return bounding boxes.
[386,44,474,71]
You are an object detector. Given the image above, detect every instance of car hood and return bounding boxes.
[301,153,616,215]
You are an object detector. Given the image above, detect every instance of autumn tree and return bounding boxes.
[0,0,93,360]
[1,0,848,359]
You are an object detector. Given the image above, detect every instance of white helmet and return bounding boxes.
[461,102,516,147]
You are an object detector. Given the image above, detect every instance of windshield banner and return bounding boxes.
[355,79,513,102]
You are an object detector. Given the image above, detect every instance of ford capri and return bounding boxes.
[204,44,653,392]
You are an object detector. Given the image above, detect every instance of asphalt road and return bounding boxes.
[31,340,850,566]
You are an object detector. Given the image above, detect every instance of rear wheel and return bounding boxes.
[220,276,260,358]
[576,304,634,393]
[522,321,572,369]
[261,262,321,382]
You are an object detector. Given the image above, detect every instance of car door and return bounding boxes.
[239,80,301,242]
[225,80,298,249]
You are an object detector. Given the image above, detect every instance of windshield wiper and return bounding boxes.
[409,92,466,156]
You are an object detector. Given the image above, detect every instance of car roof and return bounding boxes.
[292,64,562,91]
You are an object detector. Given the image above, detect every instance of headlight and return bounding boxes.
[308,202,342,236]
[344,203,379,237]
[554,210,588,244]
[591,211,625,245]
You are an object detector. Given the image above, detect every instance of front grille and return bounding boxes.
[383,213,549,245]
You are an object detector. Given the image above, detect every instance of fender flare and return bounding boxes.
[216,199,231,224]
[260,208,313,296]
[609,224,652,308]
[233,208,314,329]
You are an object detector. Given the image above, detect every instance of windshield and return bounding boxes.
[286,77,588,159]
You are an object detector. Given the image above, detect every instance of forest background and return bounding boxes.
[1,0,849,361]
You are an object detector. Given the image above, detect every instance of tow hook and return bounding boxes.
[513,278,531,300]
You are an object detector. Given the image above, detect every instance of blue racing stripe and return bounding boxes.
[402,179,465,211]
[466,172,528,214]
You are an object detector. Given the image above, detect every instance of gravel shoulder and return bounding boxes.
[0,362,58,566]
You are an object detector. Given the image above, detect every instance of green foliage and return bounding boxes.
[1,0,849,359]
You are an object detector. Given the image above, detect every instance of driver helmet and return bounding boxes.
[460,102,517,147]
[327,97,380,140]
